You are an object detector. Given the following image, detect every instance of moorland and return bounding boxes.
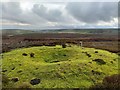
[1,28,120,89]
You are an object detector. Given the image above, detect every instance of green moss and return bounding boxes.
[1,45,119,88]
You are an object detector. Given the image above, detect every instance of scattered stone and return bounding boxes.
[63,54,66,56]
[30,53,34,58]
[86,53,91,57]
[2,69,7,72]
[93,59,106,65]
[36,68,38,70]
[82,52,91,57]
[30,78,41,85]
[11,77,19,82]
[11,67,15,70]
[85,53,91,57]
[95,51,98,53]
[110,61,113,64]
[17,70,22,73]
[88,62,92,64]
[22,53,27,56]
[113,59,116,61]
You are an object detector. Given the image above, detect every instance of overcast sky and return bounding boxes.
[0,0,119,29]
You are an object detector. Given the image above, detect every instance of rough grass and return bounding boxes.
[1,45,119,88]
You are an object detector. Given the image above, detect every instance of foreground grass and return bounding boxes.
[1,45,119,88]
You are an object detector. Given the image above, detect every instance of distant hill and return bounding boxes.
[39,28,118,34]
[1,29,37,35]
[1,28,119,35]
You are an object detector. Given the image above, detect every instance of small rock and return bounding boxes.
[2,69,7,72]
[22,53,27,56]
[11,77,19,82]
[36,68,38,70]
[88,62,92,64]
[110,61,113,64]
[30,78,41,85]
[83,52,91,57]
[63,54,66,56]
[30,53,35,58]
[87,54,91,57]
[113,59,116,61]
[95,51,98,53]
[17,70,22,73]
[93,59,106,65]
[11,67,15,70]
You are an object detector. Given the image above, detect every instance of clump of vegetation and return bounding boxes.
[2,74,10,84]
[102,74,120,89]
[2,74,14,89]
[55,72,65,79]
[91,70,102,75]
[62,43,66,48]
[17,82,32,89]
[89,74,120,90]
[89,83,105,90]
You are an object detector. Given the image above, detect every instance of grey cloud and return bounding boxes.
[32,4,66,22]
[2,2,22,15]
[0,2,118,29]
[1,2,47,25]
[66,2,118,23]
[118,2,120,17]
[1,2,23,23]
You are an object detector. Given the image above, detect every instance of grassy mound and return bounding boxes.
[1,45,119,88]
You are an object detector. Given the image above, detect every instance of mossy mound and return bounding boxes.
[1,45,119,88]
